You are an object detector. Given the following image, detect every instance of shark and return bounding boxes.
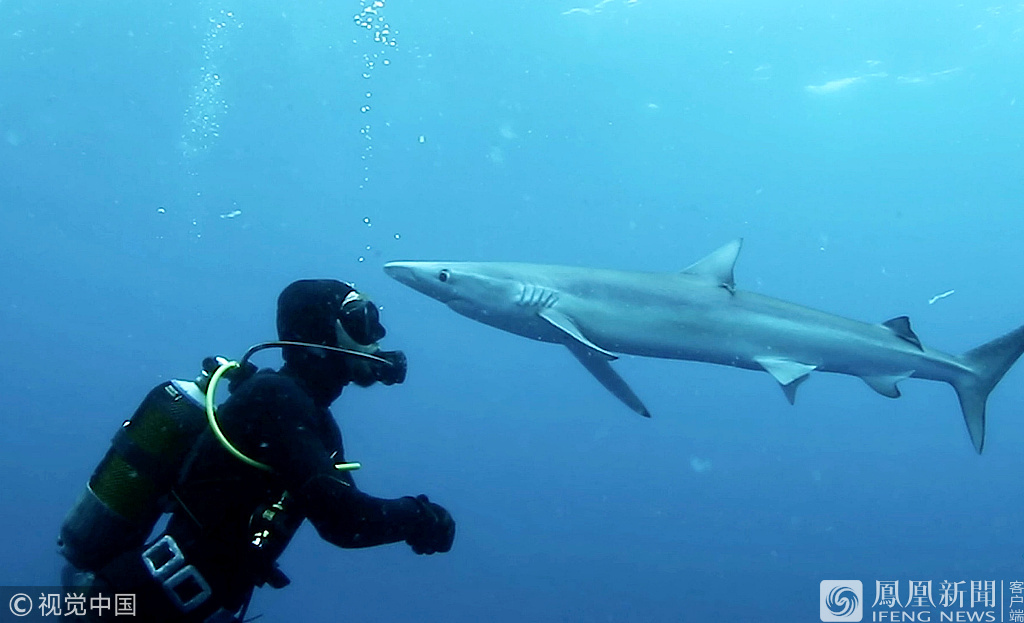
[383,240,1024,453]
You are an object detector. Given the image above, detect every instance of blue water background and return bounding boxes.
[1,1,1023,620]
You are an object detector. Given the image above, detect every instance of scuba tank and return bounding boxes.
[57,358,239,571]
[58,342,379,575]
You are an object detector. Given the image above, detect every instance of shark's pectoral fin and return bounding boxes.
[682,239,742,293]
[539,309,617,359]
[755,356,817,404]
[881,316,924,351]
[861,371,915,398]
[565,341,650,417]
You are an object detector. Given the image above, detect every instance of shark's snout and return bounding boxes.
[385,259,491,314]
[383,261,453,303]
[383,261,417,286]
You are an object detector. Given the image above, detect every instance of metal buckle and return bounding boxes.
[141,535,214,613]
[164,564,212,613]
[141,535,185,582]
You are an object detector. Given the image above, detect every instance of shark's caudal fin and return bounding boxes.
[952,323,1024,454]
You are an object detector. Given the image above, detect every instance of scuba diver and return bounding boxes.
[58,279,456,622]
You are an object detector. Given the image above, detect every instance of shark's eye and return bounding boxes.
[438,269,451,283]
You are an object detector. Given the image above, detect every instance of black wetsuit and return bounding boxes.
[106,365,434,622]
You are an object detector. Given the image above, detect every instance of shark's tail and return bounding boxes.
[952,323,1024,453]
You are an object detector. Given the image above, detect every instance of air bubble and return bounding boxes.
[354,0,398,191]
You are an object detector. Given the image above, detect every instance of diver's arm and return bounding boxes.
[227,372,449,550]
[295,474,432,548]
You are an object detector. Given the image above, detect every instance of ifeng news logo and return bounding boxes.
[822,580,864,622]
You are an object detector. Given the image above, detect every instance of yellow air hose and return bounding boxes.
[206,360,361,473]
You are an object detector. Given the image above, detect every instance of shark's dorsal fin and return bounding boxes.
[881,316,923,350]
[755,356,817,404]
[861,371,915,398]
[539,309,617,360]
[682,239,742,293]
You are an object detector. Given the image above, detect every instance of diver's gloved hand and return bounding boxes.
[406,494,455,555]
